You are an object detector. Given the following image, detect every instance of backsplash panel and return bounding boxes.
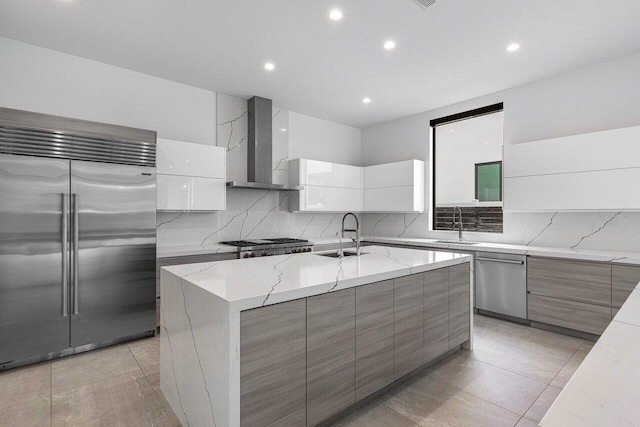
[362,211,640,253]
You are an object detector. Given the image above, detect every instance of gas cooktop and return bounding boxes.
[221,238,309,247]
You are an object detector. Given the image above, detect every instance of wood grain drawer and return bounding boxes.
[528,294,611,335]
[528,257,611,306]
[612,265,640,308]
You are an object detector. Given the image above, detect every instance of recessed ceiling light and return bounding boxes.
[449,129,455,132]
[506,43,520,52]
[329,9,343,20]
[362,97,371,104]
[264,62,275,71]
[384,40,396,50]
[280,128,287,132]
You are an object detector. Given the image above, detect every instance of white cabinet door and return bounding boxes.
[504,125,640,211]
[296,159,361,189]
[291,186,362,212]
[363,160,425,213]
[157,175,226,211]
[156,138,226,211]
[157,139,225,178]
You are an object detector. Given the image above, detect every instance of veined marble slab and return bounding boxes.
[366,236,640,265]
[162,245,471,311]
[541,282,640,426]
[160,245,472,427]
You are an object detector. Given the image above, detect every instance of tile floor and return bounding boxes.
[0,314,594,427]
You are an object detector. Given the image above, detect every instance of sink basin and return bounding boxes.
[433,240,479,245]
[315,251,367,258]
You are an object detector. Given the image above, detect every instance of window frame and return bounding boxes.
[475,160,502,202]
[430,102,504,231]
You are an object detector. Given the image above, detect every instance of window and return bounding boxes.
[431,103,504,233]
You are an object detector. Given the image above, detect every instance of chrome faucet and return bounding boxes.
[341,213,361,256]
[453,206,463,242]
[335,232,344,259]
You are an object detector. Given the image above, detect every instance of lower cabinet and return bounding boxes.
[355,280,394,401]
[612,265,640,310]
[393,274,424,379]
[240,299,307,427]
[306,289,356,426]
[528,294,611,335]
[449,263,471,348]
[526,257,639,335]
[239,263,471,426]
[423,268,450,361]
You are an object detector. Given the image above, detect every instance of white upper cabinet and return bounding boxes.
[289,158,425,213]
[156,138,226,211]
[504,125,640,211]
[363,160,425,212]
[289,159,363,212]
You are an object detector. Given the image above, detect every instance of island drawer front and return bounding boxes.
[355,280,394,401]
[240,299,307,427]
[449,263,471,349]
[612,265,640,308]
[527,257,612,306]
[423,267,450,361]
[393,273,425,379]
[307,289,356,426]
[528,294,611,335]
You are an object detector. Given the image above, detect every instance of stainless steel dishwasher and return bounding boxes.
[475,252,528,321]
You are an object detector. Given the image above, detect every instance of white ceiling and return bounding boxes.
[1,0,639,128]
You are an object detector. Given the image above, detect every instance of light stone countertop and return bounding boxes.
[540,282,640,426]
[161,245,471,311]
[365,236,640,265]
[157,235,640,264]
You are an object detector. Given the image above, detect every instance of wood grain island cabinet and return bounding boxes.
[238,264,471,426]
[160,246,471,427]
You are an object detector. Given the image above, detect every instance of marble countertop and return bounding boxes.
[366,236,640,265]
[162,245,471,311]
[157,235,640,265]
[540,281,640,426]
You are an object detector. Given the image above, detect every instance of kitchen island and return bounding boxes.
[159,245,472,427]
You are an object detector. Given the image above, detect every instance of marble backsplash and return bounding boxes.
[156,93,348,249]
[362,211,640,253]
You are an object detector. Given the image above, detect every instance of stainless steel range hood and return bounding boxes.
[226,96,302,191]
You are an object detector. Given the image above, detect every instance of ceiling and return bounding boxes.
[1,0,639,128]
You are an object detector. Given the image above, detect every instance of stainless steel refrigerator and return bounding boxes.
[0,108,157,369]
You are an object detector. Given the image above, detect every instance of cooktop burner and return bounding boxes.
[221,238,309,247]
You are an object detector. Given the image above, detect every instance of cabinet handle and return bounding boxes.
[476,257,524,265]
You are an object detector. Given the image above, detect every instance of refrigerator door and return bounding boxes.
[0,154,71,364]
[70,160,156,347]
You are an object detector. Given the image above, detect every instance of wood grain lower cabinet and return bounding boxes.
[240,300,307,427]
[612,265,640,308]
[449,263,470,349]
[528,257,611,306]
[393,273,424,379]
[423,268,450,361]
[355,280,394,401]
[307,289,356,426]
[528,294,611,335]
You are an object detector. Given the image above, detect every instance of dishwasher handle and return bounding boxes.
[476,257,524,265]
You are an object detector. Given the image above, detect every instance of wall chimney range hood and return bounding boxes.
[226,96,302,191]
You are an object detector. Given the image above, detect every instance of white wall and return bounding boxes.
[0,37,217,144]
[361,52,640,252]
[289,112,362,166]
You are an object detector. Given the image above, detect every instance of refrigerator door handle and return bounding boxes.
[72,193,80,315]
[61,193,69,317]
